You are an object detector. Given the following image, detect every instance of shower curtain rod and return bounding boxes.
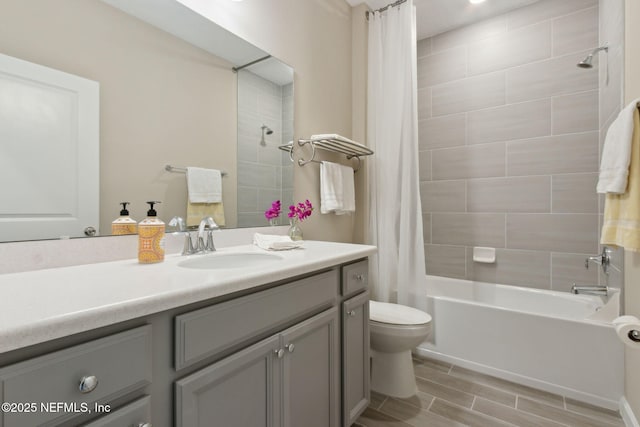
[232,55,271,73]
[365,0,408,20]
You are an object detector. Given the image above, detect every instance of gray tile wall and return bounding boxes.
[237,71,293,227]
[598,0,625,289]
[418,0,603,290]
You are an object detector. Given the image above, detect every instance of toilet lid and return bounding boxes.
[369,300,432,325]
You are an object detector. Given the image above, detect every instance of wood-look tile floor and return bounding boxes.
[355,356,625,427]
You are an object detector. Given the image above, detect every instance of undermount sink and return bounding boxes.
[177,252,284,270]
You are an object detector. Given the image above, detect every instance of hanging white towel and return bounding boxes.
[186,167,222,203]
[320,161,355,215]
[597,98,640,194]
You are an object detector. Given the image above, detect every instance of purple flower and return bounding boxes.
[264,200,281,220]
[288,200,314,222]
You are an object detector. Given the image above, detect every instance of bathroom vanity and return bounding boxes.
[0,241,375,427]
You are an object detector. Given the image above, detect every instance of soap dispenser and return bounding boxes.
[138,201,165,264]
[111,202,137,235]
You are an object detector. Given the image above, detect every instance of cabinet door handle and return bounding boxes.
[347,310,356,317]
[354,274,365,282]
[274,348,285,358]
[78,375,99,393]
[286,343,295,353]
[138,424,152,427]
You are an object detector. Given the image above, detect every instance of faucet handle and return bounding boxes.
[584,247,611,274]
[169,216,186,232]
[206,231,217,252]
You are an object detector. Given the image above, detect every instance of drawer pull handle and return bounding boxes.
[347,310,356,317]
[286,343,295,353]
[275,348,285,359]
[354,274,365,282]
[78,375,99,393]
[138,424,152,427]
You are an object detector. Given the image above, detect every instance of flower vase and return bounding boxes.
[269,218,278,227]
[288,219,303,241]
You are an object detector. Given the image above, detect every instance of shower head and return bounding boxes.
[577,45,608,69]
[260,124,274,146]
[577,54,594,68]
[262,125,273,135]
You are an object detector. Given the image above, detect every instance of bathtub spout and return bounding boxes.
[571,284,609,296]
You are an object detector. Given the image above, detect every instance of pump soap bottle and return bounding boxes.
[138,201,165,264]
[112,202,137,235]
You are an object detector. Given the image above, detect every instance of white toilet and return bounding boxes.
[369,300,432,398]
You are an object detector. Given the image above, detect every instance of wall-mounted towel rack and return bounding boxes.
[278,135,373,172]
[165,164,228,176]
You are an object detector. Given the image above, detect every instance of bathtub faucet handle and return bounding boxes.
[584,247,611,275]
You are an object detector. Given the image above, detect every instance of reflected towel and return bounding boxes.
[320,161,355,215]
[601,108,640,251]
[253,233,304,251]
[597,98,640,194]
[187,202,226,227]
[187,167,222,203]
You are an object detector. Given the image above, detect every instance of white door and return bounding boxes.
[0,53,99,242]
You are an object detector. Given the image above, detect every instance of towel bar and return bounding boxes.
[165,165,228,176]
[278,135,373,172]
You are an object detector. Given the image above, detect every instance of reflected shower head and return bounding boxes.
[577,54,594,68]
[577,45,608,69]
[260,124,273,146]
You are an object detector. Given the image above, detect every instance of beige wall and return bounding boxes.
[179,0,357,242]
[0,0,238,232]
[624,0,640,419]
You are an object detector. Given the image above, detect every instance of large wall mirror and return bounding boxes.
[0,0,294,243]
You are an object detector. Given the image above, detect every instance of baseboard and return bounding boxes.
[415,346,620,411]
[621,397,640,427]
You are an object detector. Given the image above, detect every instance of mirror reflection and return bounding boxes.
[237,61,294,227]
[0,0,294,243]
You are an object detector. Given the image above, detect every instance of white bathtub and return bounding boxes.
[416,275,625,410]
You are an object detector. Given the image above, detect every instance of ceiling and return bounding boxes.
[347,0,540,40]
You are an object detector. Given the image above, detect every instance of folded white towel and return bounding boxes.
[253,233,304,251]
[311,133,357,144]
[320,161,355,215]
[597,98,640,194]
[186,167,222,203]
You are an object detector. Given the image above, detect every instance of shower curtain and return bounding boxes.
[366,0,427,311]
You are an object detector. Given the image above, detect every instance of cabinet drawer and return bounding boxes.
[342,260,368,297]
[175,269,338,370]
[82,396,151,427]
[0,326,152,427]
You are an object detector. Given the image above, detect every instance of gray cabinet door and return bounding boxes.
[175,335,281,427]
[281,307,340,427]
[342,291,370,426]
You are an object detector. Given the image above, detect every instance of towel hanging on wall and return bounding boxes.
[597,98,640,194]
[185,167,225,226]
[320,161,355,215]
[186,167,222,203]
[601,107,640,251]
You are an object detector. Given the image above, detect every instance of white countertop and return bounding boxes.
[0,241,376,354]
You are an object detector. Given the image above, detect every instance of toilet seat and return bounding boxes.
[369,301,432,326]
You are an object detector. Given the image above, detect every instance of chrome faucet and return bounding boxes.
[169,216,198,255]
[584,247,611,275]
[571,284,609,296]
[197,216,219,253]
